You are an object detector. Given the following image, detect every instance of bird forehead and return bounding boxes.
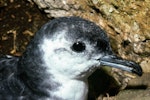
[42,17,108,43]
[42,35,69,51]
[47,21,101,40]
[57,28,100,45]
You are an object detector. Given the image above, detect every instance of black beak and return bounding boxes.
[99,55,143,76]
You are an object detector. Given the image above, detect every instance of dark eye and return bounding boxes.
[71,41,86,52]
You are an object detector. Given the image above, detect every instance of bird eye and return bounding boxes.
[71,41,86,52]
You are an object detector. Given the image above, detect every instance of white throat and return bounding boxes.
[49,76,88,100]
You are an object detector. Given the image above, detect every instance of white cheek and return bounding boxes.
[41,35,100,79]
[41,35,74,75]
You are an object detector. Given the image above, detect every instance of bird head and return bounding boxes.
[37,17,142,79]
[19,17,142,82]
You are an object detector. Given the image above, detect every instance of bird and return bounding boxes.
[0,16,142,100]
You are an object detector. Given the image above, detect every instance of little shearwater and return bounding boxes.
[0,17,142,100]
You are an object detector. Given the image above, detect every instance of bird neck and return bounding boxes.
[18,60,89,100]
[18,69,89,100]
[48,75,89,100]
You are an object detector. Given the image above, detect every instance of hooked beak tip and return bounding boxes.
[131,65,143,76]
[99,55,143,76]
